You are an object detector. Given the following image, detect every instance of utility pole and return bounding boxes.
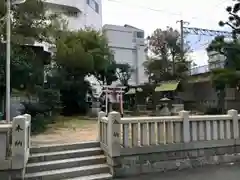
[5,3,25,178]
[179,20,184,62]
[6,0,11,124]
[5,0,26,123]
[177,20,189,62]
[176,20,189,74]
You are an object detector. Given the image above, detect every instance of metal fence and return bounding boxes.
[189,61,225,75]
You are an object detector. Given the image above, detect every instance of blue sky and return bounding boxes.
[102,0,232,65]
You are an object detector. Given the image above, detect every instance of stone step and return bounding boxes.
[25,164,109,180]
[26,155,106,173]
[64,173,112,180]
[29,147,103,163]
[31,141,100,154]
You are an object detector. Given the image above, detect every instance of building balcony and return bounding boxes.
[189,65,209,75]
[43,0,84,12]
[207,51,226,63]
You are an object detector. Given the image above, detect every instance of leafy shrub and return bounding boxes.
[20,102,51,133]
[30,114,48,134]
[21,102,51,116]
[37,87,62,114]
[20,88,62,134]
[112,103,120,111]
[205,108,222,115]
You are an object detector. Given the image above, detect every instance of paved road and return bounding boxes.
[116,163,240,180]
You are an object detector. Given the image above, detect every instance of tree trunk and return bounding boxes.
[217,89,225,114]
[172,55,175,75]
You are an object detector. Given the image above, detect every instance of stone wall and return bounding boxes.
[106,140,240,178]
[0,170,23,179]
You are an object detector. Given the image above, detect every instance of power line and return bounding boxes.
[107,0,182,16]
[183,26,232,37]
[107,0,233,54]
[191,40,214,51]
[177,20,189,62]
[106,0,227,24]
[183,26,232,51]
[215,0,230,8]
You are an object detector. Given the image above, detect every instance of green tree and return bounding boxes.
[143,57,170,84]
[207,36,240,112]
[218,1,240,41]
[0,0,58,43]
[115,63,134,86]
[52,29,115,115]
[0,0,59,91]
[146,27,191,83]
[206,1,240,113]
[0,0,60,130]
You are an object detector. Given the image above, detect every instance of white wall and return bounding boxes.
[44,0,85,11]
[110,47,137,85]
[85,0,102,30]
[103,24,148,86]
[104,26,134,49]
[43,0,102,30]
[136,44,148,84]
[45,3,85,31]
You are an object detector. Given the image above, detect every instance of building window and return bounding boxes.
[87,0,99,13]
[136,31,144,38]
[95,2,99,13]
[64,11,78,17]
[61,6,79,17]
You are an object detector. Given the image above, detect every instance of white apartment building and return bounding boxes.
[37,0,102,51]
[103,24,148,86]
[43,0,102,30]
[206,37,238,70]
[207,51,225,70]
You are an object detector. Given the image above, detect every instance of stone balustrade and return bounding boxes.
[0,123,12,167]
[0,114,31,178]
[98,110,240,177]
[12,114,31,170]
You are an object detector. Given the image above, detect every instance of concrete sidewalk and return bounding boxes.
[116,163,240,180]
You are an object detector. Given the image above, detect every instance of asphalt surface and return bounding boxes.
[116,163,240,180]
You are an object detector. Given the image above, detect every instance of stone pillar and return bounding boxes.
[12,115,27,169]
[179,110,190,143]
[23,114,31,149]
[228,109,239,139]
[107,111,121,157]
[97,111,106,142]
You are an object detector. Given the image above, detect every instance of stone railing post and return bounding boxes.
[23,114,31,150]
[107,111,121,157]
[179,110,190,143]
[97,111,106,141]
[12,115,28,169]
[228,109,239,139]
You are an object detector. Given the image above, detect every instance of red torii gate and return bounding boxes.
[102,85,125,115]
